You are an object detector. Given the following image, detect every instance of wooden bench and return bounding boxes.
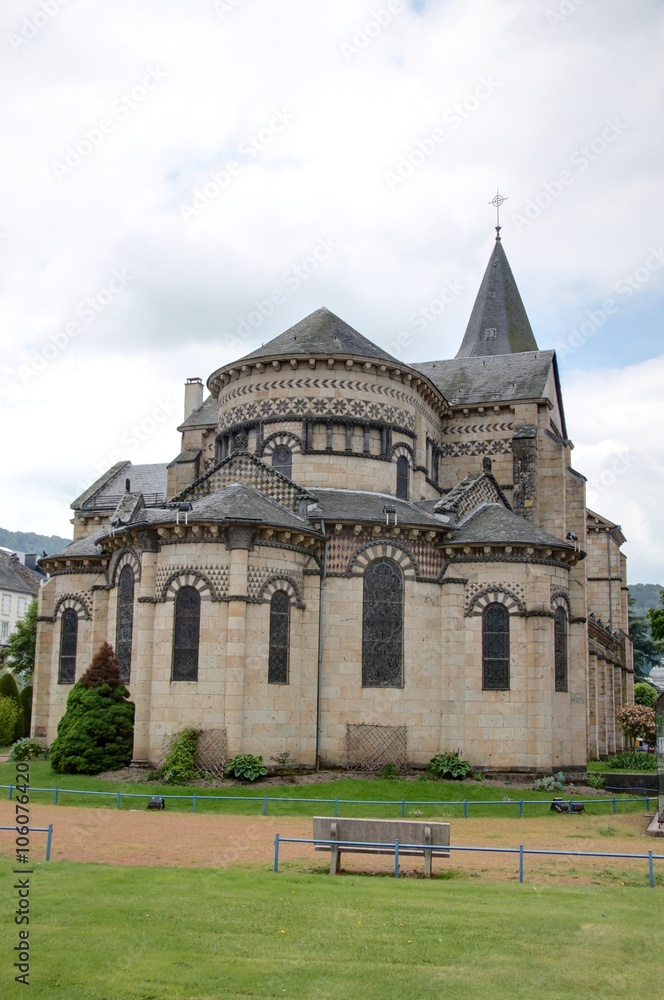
[313,816,450,877]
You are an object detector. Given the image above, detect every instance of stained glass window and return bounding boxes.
[272,445,292,479]
[268,591,290,684]
[554,606,568,692]
[396,456,409,500]
[116,565,134,683]
[362,559,403,687]
[482,603,510,690]
[58,608,78,684]
[172,586,201,681]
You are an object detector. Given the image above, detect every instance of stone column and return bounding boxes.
[32,586,56,740]
[131,546,158,762]
[587,653,598,760]
[224,527,254,755]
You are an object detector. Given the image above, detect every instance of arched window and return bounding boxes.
[362,559,403,687]
[268,591,290,684]
[172,586,201,681]
[396,456,409,500]
[482,603,510,690]
[58,608,78,684]
[272,444,292,479]
[115,565,135,683]
[554,606,568,692]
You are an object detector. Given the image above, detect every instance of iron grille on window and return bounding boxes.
[554,606,568,692]
[115,565,134,683]
[172,586,201,681]
[58,608,78,684]
[272,445,292,479]
[268,591,290,684]
[482,603,509,690]
[396,456,409,500]
[362,559,403,687]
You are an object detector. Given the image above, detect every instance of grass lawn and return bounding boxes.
[0,760,650,819]
[0,859,660,1000]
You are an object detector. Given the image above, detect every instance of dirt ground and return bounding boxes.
[1,799,658,885]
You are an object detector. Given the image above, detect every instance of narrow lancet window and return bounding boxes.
[482,603,510,690]
[396,456,409,500]
[362,559,403,687]
[115,565,135,683]
[58,608,78,684]
[172,586,201,681]
[268,591,290,684]
[554,606,568,692]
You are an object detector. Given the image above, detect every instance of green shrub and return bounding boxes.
[605,750,657,771]
[50,643,135,775]
[378,762,401,780]
[225,753,268,781]
[154,728,201,784]
[0,696,20,744]
[9,737,46,762]
[0,671,23,739]
[427,751,472,781]
[586,773,605,789]
[534,774,565,792]
[19,685,33,737]
[634,682,658,708]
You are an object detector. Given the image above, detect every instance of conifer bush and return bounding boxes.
[0,671,23,739]
[0,695,19,745]
[50,643,135,775]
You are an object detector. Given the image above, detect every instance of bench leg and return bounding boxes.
[330,845,340,875]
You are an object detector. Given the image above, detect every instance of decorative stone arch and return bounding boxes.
[550,590,571,615]
[160,570,215,602]
[257,574,305,609]
[109,547,141,587]
[465,585,526,618]
[390,441,414,465]
[348,541,419,580]
[53,593,92,621]
[258,430,302,459]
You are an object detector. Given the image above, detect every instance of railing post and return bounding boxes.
[54,788,59,805]
[645,796,650,812]
[648,851,655,889]
[45,824,53,862]
[263,796,268,816]
[192,794,197,813]
[8,785,13,800]
[334,798,339,817]
[116,792,122,809]
[463,800,468,818]
[401,799,405,817]
[568,799,573,815]
[519,844,524,884]
[273,834,280,873]
[394,839,399,878]
[519,799,523,817]
[612,797,617,815]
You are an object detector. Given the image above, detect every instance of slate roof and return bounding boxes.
[455,239,538,357]
[0,551,41,595]
[234,308,400,365]
[177,394,217,431]
[43,529,109,561]
[72,463,169,511]
[306,488,448,529]
[451,504,574,549]
[412,351,555,406]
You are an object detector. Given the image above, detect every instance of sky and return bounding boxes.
[1,0,663,582]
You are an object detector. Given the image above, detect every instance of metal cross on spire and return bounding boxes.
[489,188,507,241]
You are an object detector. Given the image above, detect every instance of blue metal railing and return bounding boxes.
[0,783,655,816]
[272,834,664,886]
[0,824,53,860]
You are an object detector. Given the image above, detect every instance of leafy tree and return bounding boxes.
[0,671,24,739]
[0,696,19,745]
[634,681,658,708]
[5,599,37,682]
[648,589,664,649]
[616,704,656,747]
[50,643,135,775]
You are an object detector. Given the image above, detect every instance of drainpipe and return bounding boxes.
[315,520,328,771]
[606,529,613,632]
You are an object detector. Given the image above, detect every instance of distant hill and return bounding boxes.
[0,528,71,556]
[629,583,663,616]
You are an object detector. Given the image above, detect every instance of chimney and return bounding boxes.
[184,377,204,420]
[25,554,37,570]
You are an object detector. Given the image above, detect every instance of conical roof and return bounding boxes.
[456,239,538,358]
[237,307,399,364]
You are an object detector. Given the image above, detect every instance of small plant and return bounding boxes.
[427,751,472,781]
[471,771,485,782]
[9,737,46,762]
[225,753,268,782]
[155,728,201,784]
[598,825,618,837]
[586,773,605,790]
[270,751,296,769]
[408,808,423,816]
[533,773,565,792]
[605,749,657,771]
[0,696,20,745]
[378,762,401,780]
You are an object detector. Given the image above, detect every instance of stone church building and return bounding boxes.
[33,234,633,771]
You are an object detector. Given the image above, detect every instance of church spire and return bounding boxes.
[455,232,539,359]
